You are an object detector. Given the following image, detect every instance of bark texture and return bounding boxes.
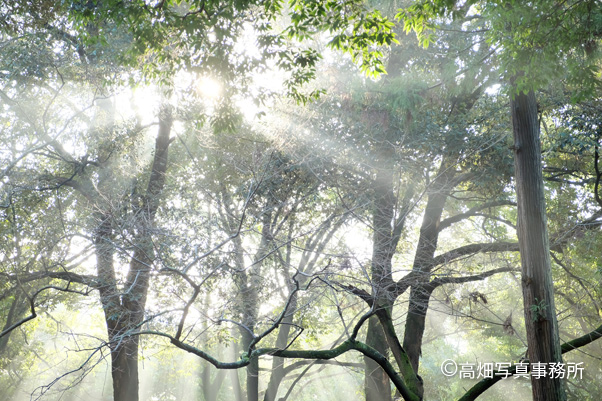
[95,105,173,401]
[511,90,566,401]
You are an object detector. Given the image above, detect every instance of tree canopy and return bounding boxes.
[1,1,602,401]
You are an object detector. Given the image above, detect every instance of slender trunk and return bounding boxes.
[402,287,430,374]
[401,173,450,397]
[242,329,259,401]
[365,316,392,401]
[263,294,297,401]
[95,104,172,401]
[232,234,259,401]
[230,338,245,401]
[365,166,396,401]
[202,364,226,401]
[94,213,130,401]
[0,293,27,354]
[231,203,272,401]
[511,90,566,401]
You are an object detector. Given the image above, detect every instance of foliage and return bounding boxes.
[1,1,602,401]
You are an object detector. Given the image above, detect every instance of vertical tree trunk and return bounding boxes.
[263,294,297,401]
[364,167,396,401]
[401,173,450,391]
[230,337,245,401]
[241,329,259,401]
[402,286,431,375]
[231,234,259,401]
[95,104,173,401]
[511,90,566,401]
[111,337,140,401]
[228,200,273,401]
[365,316,393,401]
[202,364,226,401]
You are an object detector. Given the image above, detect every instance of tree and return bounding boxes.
[399,1,602,399]
[2,1,602,401]
[511,89,566,400]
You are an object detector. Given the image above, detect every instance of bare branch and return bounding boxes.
[429,266,515,289]
[438,200,516,232]
[459,323,602,401]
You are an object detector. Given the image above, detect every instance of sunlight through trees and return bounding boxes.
[1,1,602,401]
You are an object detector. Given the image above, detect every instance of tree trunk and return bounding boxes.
[202,364,226,401]
[111,336,140,401]
[263,294,297,401]
[241,329,259,401]
[95,104,173,401]
[401,286,430,375]
[365,316,393,401]
[375,307,422,398]
[401,172,450,389]
[511,90,566,401]
[232,235,259,401]
[230,338,245,401]
[364,165,397,401]
[0,292,27,354]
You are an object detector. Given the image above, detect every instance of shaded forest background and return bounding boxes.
[1,1,601,401]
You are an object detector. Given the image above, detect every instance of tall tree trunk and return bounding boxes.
[95,104,173,401]
[0,293,27,354]
[511,90,566,401]
[230,201,272,401]
[230,335,245,401]
[231,230,259,401]
[365,316,392,401]
[263,294,297,401]
[401,170,450,398]
[402,286,431,375]
[96,216,139,401]
[94,212,131,401]
[364,167,396,401]
[202,364,226,401]
[111,336,140,401]
[241,329,259,401]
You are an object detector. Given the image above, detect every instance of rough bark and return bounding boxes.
[365,166,397,401]
[365,316,393,401]
[511,89,566,401]
[402,169,451,383]
[95,105,173,401]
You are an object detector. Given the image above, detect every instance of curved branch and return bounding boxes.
[2,271,100,288]
[459,323,602,401]
[0,284,92,339]
[429,267,515,289]
[134,330,421,400]
[438,200,516,232]
[431,241,519,268]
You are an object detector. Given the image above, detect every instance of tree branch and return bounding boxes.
[458,323,602,401]
[429,267,515,289]
[438,200,516,232]
[431,242,519,268]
